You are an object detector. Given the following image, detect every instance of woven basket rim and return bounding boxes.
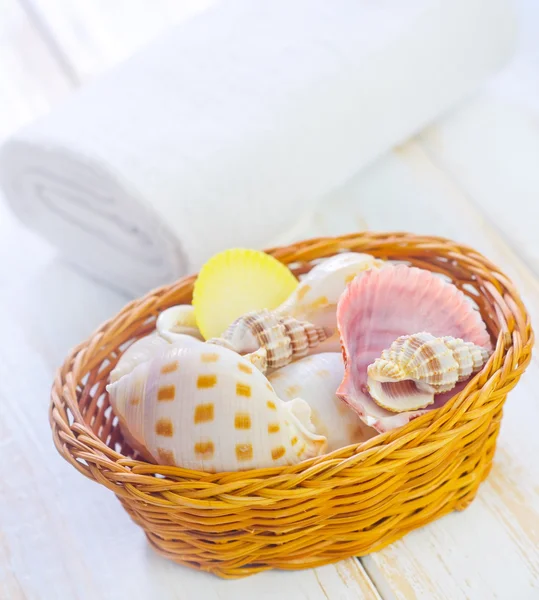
[50,231,534,490]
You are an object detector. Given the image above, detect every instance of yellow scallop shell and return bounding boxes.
[193,248,298,340]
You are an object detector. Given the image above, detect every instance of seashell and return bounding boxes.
[111,330,203,384]
[208,309,329,373]
[336,264,492,432]
[156,305,204,342]
[109,333,203,459]
[107,342,327,472]
[276,252,385,331]
[110,332,171,383]
[269,353,378,451]
[113,305,203,385]
[192,248,298,340]
[367,333,491,413]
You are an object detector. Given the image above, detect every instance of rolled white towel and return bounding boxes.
[0,0,515,296]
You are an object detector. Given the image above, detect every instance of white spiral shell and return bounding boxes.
[269,353,377,451]
[367,332,491,413]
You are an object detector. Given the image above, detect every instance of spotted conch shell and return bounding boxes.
[107,341,327,472]
[367,333,490,413]
[276,252,384,333]
[156,305,203,341]
[208,309,329,373]
[337,264,492,432]
[269,353,377,452]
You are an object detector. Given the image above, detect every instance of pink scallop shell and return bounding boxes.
[336,264,492,432]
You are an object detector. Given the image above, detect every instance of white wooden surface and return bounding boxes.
[1,1,539,599]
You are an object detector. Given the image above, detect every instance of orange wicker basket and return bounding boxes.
[50,232,533,579]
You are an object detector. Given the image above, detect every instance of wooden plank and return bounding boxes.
[19,0,214,81]
[302,137,539,599]
[0,1,381,596]
[2,0,538,596]
[418,96,539,278]
[0,0,73,140]
[415,0,539,278]
[0,0,69,283]
[5,125,538,598]
[0,239,381,599]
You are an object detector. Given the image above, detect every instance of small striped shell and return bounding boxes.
[207,309,328,373]
[107,341,327,472]
[156,305,204,342]
[367,333,491,413]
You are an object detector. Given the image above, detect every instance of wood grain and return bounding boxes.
[0,246,381,600]
[304,138,539,599]
[1,0,539,597]
[0,0,72,140]
[419,96,539,277]
[0,2,381,595]
[18,0,214,81]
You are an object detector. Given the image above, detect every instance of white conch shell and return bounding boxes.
[276,252,384,331]
[107,341,327,472]
[156,305,203,341]
[269,353,377,451]
[367,333,490,413]
[207,309,329,373]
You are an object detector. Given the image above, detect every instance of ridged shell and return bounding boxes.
[336,264,492,432]
[156,305,204,342]
[269,353,377,451]
[107,341,327,472]
[192,248,298,340]
[277,252,384,332]
[208,309,329,373]
[367,333,491,413]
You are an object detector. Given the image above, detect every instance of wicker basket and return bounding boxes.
[50,232,533,579]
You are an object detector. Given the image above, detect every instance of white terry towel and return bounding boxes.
[0,0,515,296]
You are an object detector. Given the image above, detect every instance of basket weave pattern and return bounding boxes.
[50,233,533,578]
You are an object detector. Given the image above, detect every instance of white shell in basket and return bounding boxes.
[276,252,384,331]
[337,264,492,432]
[269,353,377,452]
[367,333,491,413]
[110,332,170,383]
[107,342,327,472]
[156,305,204,342]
